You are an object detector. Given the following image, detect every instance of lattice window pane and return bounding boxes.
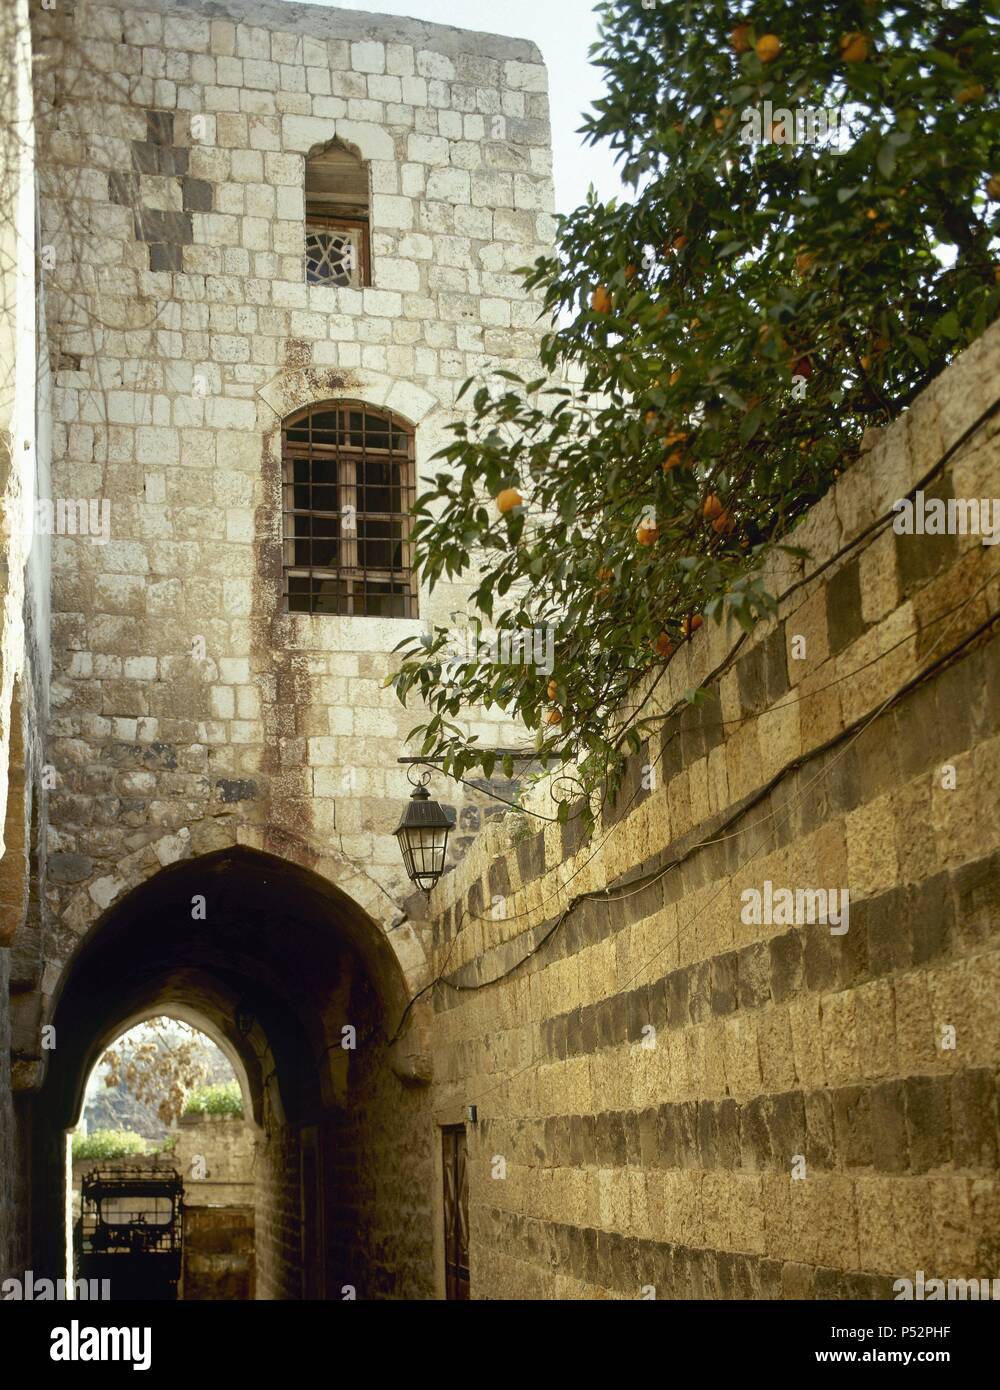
[305,225,361,287]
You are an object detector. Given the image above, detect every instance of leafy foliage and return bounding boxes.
[391,0,998,818]
[99,1020,215,1130]
[182,1081,244,1118]
[72,1129,149,1161]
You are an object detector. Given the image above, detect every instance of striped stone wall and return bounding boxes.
[420,319,1000,1299]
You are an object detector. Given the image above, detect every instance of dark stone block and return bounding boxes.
[637,1107,659,1168]
[864,887,911,977]
[768,928,803,1003]
[516,828,546,884]
[146,109,174,144]
[763,622,790,704]
[687,959,712,1024]
[630,874,664,923]
[578,1115,596,1166]
[768,1091,807,1169]
[181,176,213,212]
[870,1079,909,1172]
[737,941,772,1010]
[108,171,138,205]
[910,872,954,965]
[678,699,708,765]
[133,207,193,245]
[905,1074,951,1173]
[826,557,865,655]
[894,473,958,595]
[950,1069,998,1170]
[832,1085,873,1168]
[804,1088,836,1169]
[803,922,845,992]
[893,678,940,780]
[595,1111,614,1167]
[488,855,511,901]
[656,1104,679,1169]
[696,1100,720,1168]
[147,242,184,271]
[715,1098,741,1169]
[951,853,1000,954]
[622,1110,641,1166]
[579,1003,597,1054]
[663,966,689,1030]
[647,976,668,1031]
[596,997,615,1050]
[711,950,739,1016]
[660,715,682,783]
[624,987,649,1044]
[737,640,768,719]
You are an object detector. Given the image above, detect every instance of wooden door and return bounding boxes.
[442,1126,469,1300]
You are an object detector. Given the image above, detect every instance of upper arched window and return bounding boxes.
[304,140,370,289]
[281,403,417,618]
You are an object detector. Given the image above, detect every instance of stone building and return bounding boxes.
[1,0,998,1302]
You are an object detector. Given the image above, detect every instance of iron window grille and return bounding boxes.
[282,402,418,619]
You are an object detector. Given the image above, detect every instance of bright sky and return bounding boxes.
[300,0,626,213]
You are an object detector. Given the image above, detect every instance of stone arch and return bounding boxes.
[33,846,435,1299]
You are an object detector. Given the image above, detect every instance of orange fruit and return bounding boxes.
[702,494,724,521]
[860,355,872,371]
[730,23,752,54]
[712,509,735,536]
[672,234,688,250]
[644,410,658,427]
[625,263,638,280]
[546,708,563,726]
[681,615,703,637]
[986,174,1000,201]
[636,522,659,546]
[597,567,614,581]
[795,250,817,275]
[654,632,675,659]
[547,679,558,701]
[669,369,681,385]
[839,33,869,62]
[755,34,781,63]
[591,285,612,313]
[662,451,684,472]
[663,430,688,447]
[956,83,984,105]
[496,487,523,513]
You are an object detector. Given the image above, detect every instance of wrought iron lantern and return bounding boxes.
[393,773,454,893]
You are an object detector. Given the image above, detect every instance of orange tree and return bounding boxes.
[391,0,999,821]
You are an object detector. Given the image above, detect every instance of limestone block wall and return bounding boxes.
[420,322,1000,1299]
[29,0,554,1037]
[1,0,52,1280]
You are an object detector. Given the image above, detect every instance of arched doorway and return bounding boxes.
[33,847,435,1299]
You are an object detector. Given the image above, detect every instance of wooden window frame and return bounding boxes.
[304,211,371,289]
[281,401,418,619]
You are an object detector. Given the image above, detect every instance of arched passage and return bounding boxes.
[32,847,436,1299]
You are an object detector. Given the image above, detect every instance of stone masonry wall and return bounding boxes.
[420,322,1000,1299]
[30,0,555,1055]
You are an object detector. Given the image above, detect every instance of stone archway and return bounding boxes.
[32,847,436,1300]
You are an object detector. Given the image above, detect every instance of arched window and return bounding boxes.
[304,140,370,288]
[282,403,417,618]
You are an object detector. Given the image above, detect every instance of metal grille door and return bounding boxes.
[442,1126,469,1300]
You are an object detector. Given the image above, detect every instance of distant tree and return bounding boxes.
[392,0,999,821]
[97,1020,216,1131]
